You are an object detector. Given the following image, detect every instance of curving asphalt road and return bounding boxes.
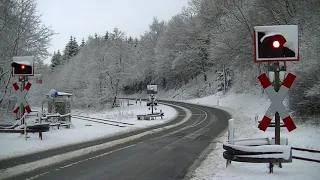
[2,100,231,180]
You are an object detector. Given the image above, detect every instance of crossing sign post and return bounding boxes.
[258,73,296,132]
[12,82,32,114]
[254,25,299,171]
[11,56,34,124]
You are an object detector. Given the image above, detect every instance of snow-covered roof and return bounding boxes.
[12,56,34,66]
[46,92,72,96]
[57,92,72,96]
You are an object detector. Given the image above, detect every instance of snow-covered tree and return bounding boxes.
[80,38,85,48]
[104,31,109,41]
[62,36,79,63]
[134,18,166,87]
[0,0,54,106]
[50,50,62,69]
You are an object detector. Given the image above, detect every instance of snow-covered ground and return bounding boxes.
[186,87,320,180]
[0,100,177,160]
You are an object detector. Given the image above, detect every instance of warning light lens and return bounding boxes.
[273,41,280,48]
[21,65,26,70]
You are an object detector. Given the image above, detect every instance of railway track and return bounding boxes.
[71,115,135,128]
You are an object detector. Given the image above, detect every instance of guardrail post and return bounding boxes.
[228,119,234,145]
[227,119,234,167]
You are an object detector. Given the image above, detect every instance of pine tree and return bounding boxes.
[51,50,62,69]
[128,36,133,44]
[70,37,79,56]
[62,36,73,63]
[62,36,79,63]
[134,38,138,47]
[105,31,109,41]
[80,38,85,47]
[50,51,57,70]
[56,50,62,60]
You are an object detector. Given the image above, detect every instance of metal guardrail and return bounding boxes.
[224,119,292,173]
[225,118,320,174]
[71,115,135,127]
[137,112,164,120]
[0,124,49,140]
[223,143,292,163]
[292,147,320,163]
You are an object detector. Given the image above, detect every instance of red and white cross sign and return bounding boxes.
[12,82,32,114]
[258,73,296,132]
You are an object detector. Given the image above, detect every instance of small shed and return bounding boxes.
[47,92,72,122]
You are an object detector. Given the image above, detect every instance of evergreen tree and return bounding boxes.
[62,36,72,63]
[134,38,138,47]
[50,51,57,70]
[105,31,109,41]
[70,37,79,56]
[128,36,133,44]
[56,50,62,60]
[62,36,79,63]
[50,50,62,69]
[80,38,85,47]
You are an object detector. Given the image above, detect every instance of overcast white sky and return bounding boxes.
[37,0,189,65]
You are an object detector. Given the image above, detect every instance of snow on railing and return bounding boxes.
[224,118,292,173]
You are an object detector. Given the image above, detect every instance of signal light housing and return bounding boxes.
[254,25,299,62]
[11,56,34,76]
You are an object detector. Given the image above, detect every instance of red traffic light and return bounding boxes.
[272,41,280,48]
[262,34,286,48]
[11,62,33,76]
[254,25,299,62]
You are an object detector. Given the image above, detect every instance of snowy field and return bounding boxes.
[186,87,320,180]
[0,100,177,160]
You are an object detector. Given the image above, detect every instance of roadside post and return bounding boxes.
[226,119,235,167]
[11,56,34,125]
[147,85,158,115]
[254,25,299,172]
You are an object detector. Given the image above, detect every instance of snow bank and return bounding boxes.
[0,101,177,160]
[187,86,320,180]
[0,103,192,180]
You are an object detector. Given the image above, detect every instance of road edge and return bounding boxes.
[181,104,233,180]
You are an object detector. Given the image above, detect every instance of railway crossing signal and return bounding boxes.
[258,73,296,132]
[11,56,34,76]
[12,82,32,114]
[254,25,299,62]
